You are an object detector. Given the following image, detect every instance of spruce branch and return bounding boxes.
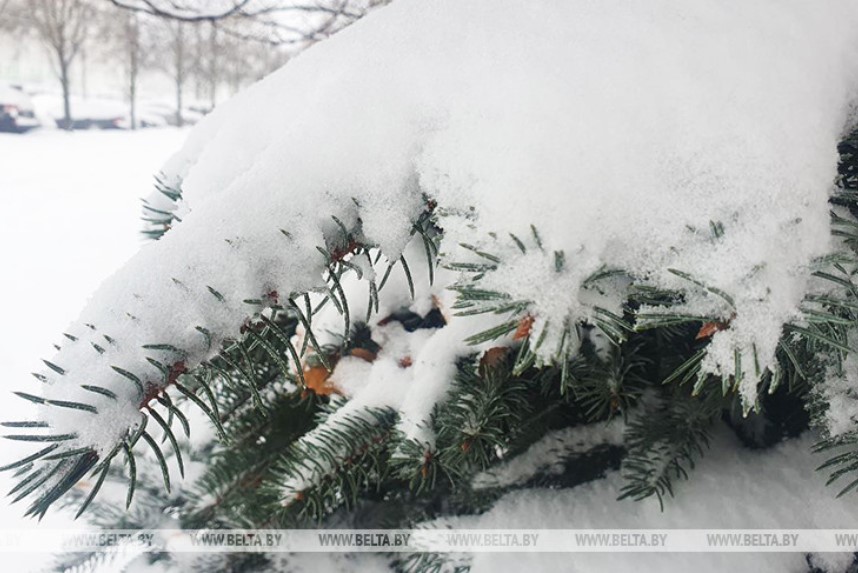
[271,405,399,521]
[2,209,435,518]
[618,386,724,510]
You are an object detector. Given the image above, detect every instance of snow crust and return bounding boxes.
[25,0,858,468]
[819,348,858,437]
[423,429,858,573]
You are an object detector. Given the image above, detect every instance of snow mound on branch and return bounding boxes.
[165,0,858,404]
[819,347,858,437]
[31,0,858,455]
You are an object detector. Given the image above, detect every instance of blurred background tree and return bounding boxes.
[0,0,388,129]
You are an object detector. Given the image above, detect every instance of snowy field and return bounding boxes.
[0,128,189,571]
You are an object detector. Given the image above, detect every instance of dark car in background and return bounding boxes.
[61,116,127,130]
[54,99,180,130]
[139,101,206,127]
[0,85,40,133]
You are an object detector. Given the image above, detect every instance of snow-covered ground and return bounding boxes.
[0,128,189,571]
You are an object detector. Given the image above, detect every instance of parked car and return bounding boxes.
[135,111,169,129]
[0,85,40,133]
[59,102,187,130]
[59,116,125,130]
[46,97,122,130]
[139,101,206,126]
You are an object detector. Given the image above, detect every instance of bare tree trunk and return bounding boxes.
[59,58,72,130]
[80,44,87,99]
[175,22,184,127]
[129,63,137,130]
[208,21,218,109]
[193,22,204,101]
[128,14,139,130]
[32,0,91,131]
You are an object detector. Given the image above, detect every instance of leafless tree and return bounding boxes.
[0,0,31,38]
[205,21,220,107]
[107,0,390,49]
[115,11,145,129]
[101,0,391,124]
[216,28,288,94]
[31,0,93,129]
[4,0,389,131]
[154,19,189,126]
[188,19,221,108]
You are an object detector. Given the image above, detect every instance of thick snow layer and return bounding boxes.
[819,349,858,437]
[426,429,858,573]
[22,0,858,486]
[814,327,858,438]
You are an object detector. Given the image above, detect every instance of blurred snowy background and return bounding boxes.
[0,127,188,571]
[0,0,302,132]
[0,2,386,570]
